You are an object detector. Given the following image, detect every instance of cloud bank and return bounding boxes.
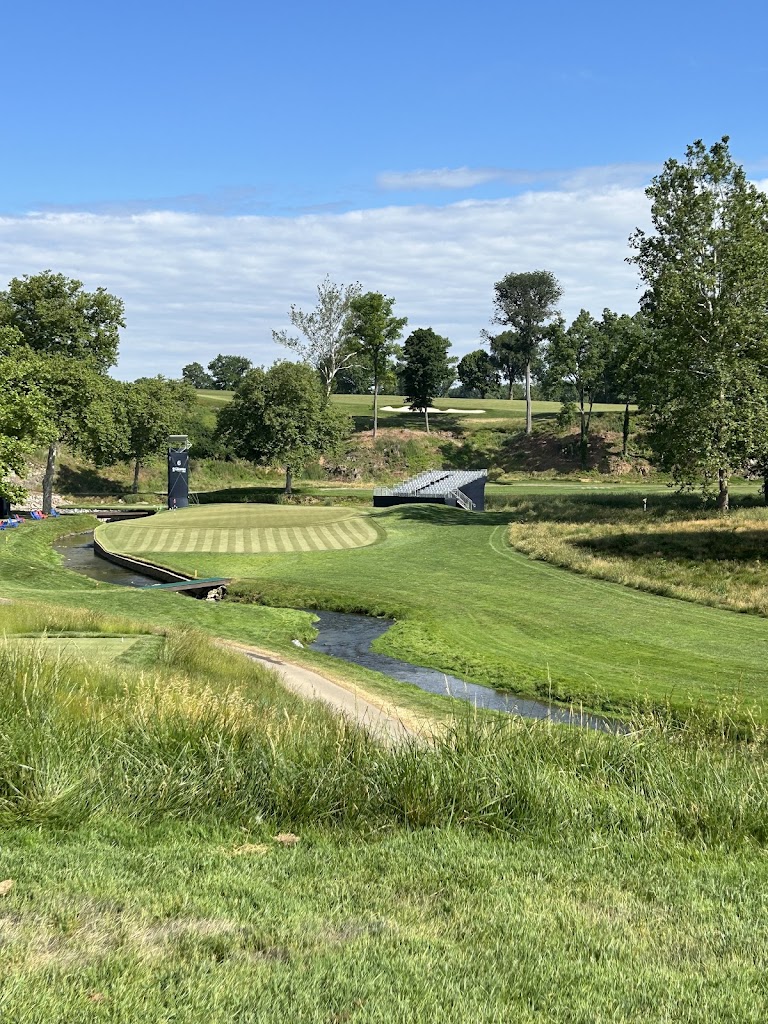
[0,183,651,380]
[377,164,658,191]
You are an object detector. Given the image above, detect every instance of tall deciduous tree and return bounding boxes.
[345,292,407,437]
[118,377,197,492]
[216,362,350,493]
[629,137,768,510]
[0,356,54,505]
[546,310,607,468]
[484,330,527,400]
[0,271,124,511]
[601,310,652,457]
[182,362,215,389]
[491,271,562,433]
[207,354,253,391]
[457,349,500,399]
[399,328,453,433]
[273,276,362,400]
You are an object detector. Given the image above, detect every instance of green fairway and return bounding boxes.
[98,501,768,719]
[198,388,630,425]
[96,504,381,556]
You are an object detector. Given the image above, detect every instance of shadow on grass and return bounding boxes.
[196,485,371,506]
[57,465,130,496]
[496,490,768,523]
[577,528,768,564]
[372,504,515,528]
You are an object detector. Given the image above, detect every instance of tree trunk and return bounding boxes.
[579,389,587,469]
[507,375,513,400]
[622,401,630,457]
[133,459,141,494]
[716,467,729,511]
[42,441,58,514]
[525,362,532,434]
[764,467,768,507]
[285,465,293,495]
[372,360,379,439]
[424,407,430,434]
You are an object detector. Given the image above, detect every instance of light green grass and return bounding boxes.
[96,504,381,557]
[8,636,146,663]
[98,501,768,722]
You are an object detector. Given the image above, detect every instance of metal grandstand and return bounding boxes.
[373,469,488,511]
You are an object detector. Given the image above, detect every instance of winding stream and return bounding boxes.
[56,531,615,730]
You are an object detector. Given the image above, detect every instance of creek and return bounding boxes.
[56,531,615,730]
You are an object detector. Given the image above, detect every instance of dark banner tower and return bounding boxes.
[167,435,190,509]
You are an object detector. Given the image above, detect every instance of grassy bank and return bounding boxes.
[46,392,647,503]
[505,490,768,617]
[4,512,768,1019]
[97,501,768,722]
[2,634,768,1020]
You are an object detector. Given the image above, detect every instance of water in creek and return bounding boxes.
[310,609,613,730]
[54,532,159,588]
[56,531,615,729]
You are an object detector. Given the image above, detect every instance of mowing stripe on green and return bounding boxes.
[97,507,380,558]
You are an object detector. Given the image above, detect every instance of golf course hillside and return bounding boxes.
[96,504,381,557]
[97,500,768,722]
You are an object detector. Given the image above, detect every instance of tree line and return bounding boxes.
[1,137,766,509]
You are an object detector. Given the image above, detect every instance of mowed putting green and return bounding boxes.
[96,504,381,558]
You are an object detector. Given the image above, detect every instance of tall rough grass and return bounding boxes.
[1,637,767,847]
[0,599,150,637]
[505,495,768,618]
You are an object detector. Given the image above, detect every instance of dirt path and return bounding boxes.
[221,641,426,745]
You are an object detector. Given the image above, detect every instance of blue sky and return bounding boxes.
[2,0,766,377]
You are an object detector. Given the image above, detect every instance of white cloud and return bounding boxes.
[0,183,652,380]
[377,163,658,192]
[377,168,508,190]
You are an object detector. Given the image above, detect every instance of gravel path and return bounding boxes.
[221,641,422,745]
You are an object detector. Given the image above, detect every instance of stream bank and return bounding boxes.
[55,532,615,730]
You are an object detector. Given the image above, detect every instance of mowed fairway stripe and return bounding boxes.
[317,526,344,550]
[273,529,290,553]
[107,512,379,559]
[290,527,312,552]
[348,518,376,546]
[327,522,355,548]
[303,527,326,551]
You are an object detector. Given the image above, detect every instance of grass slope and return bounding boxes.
[2,633,768,1021]
[98,502,768,721]
[5,510,768,1020]
[505,490,768,617]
